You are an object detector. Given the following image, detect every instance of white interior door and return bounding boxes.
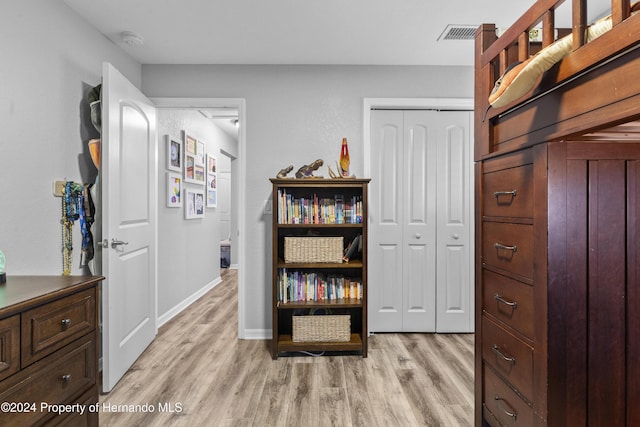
[402,111,437,332]
[435,111,473,332]
[102,62,157,392]
[218,153,232,241]
[369,109,472,333]
[369,110,404,331]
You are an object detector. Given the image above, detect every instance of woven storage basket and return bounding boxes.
[284,236,343,263]
[292,315,351,342]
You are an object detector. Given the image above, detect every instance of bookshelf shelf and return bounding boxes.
[270,178,370,359]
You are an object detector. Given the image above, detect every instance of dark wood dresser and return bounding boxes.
[0,275,102,426]
[476,142,640,425]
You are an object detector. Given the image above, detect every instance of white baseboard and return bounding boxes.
[242,329,271,340]
[157,277,222,328]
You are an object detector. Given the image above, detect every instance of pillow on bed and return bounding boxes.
[488,16,613,109]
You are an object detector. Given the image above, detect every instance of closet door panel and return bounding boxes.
[437,114,473,332]
[403,112,436,332]
[369,111,405,331]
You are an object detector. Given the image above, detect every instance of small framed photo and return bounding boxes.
[166,172,182,207]
[184,132,197,156]
[185,188,205,219]
[166,135,182,172]
[207,154,217,174]
[207,154,217,208]
[195,164,205,182]
[196,140,205,164]
[184,153,196,183]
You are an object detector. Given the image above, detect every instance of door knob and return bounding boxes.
[452,234,460,240]
[111,238,129,249]
[415,233,421,239]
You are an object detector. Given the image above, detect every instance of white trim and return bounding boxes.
[157,277,222,327]
[243,329,271,340]
[151,97,247,339]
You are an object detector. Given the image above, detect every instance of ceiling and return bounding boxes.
[63,0,612,67]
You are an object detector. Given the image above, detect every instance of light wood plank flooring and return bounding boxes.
[100,270,474,426]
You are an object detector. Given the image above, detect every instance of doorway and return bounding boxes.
[364,98,474,333]
[152,97,247,338]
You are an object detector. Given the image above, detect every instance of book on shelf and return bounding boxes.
[277,189,363,225]
[277,269,363,303]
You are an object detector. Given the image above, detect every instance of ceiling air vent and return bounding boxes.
[437,24,478,41]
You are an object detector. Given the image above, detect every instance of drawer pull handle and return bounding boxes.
[61,318,71,330]
[494,294,518,309]
[492,344,516,365]
[61,374,72,384]
[494,243,517,253]
[494,395,517,420]
[493,190,517,198]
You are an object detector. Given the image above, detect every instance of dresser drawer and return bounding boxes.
[483,163,533,219]
[483,364,534,427]
[21,288,96,367]
[483,222,534,279]
[0,315,20,381]
[482,316,533,401]
[482,269,534,339]
[0,333,97,427]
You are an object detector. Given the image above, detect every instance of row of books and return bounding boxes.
[277,269,363,303]
[277,190,363,224]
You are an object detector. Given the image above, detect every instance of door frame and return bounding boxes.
[363,98,474,333]
[363,98,473,177]
[151,97,247,339]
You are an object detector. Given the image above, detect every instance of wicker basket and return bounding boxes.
[292,314,351,342]
[284,236,343,263]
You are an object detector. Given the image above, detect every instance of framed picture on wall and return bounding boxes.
[185,188,205,219]
[196,140,206,164]
[183,131,197,156]
[166,135,182,172]
[206,153,217,207]
[166,172,182,207]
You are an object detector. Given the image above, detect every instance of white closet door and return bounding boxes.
[369,110,405,332]
[436,111,473,332]
[369,109,472,333]
[402,111,437,332]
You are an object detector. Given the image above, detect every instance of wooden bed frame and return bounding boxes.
[476,0,640,158]
[475,1,640,425]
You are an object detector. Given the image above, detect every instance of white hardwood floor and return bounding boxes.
[99,270,474,426]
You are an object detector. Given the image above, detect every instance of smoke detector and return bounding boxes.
[121,31,144,47]
[437,25,478,41]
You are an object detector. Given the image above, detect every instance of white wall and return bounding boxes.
[156,109,237,322]
[0,0,141,274]
[142,64,474,336]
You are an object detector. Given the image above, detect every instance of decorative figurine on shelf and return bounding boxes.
[0,249,6,284]
[276,165,293,178]
[295,159,324,178]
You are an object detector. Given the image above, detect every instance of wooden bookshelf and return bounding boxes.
[270,178,370,359]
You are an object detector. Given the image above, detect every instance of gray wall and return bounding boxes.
[0,1,474,335]
[142,64,474,335]
[0,0,141,274]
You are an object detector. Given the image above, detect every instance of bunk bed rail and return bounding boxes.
[475,0,640,159]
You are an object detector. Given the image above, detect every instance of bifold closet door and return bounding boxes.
[369,109,472,333]
[369,110,436,332]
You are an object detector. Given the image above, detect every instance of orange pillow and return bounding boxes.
[488,16,613,108]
